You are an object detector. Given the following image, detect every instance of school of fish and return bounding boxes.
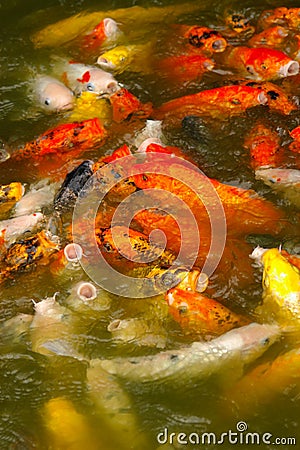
[1,2,300,449]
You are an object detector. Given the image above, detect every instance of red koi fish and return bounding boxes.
[226,46,299,81]
[174,25,228,54]
[289,125,300,153]
[13,118,107,161]
[243,123,282,169]
[248,26,289,49]
[154,84,267,124]
[81,18,121,51]
[156,54,214,84]
[258,7,300,31]
[166,288,250,336]
[109,87,153,123]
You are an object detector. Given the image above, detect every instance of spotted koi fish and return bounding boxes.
[224,12,255,38]
[174,25,228,54]
[13,118,107,161]
[243,122,281,168]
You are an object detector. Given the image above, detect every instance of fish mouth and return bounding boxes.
[211,38,227,52]
[58,101,75,111]
[257,91,268,105]
[76,281,97,302]
[64,243,83,262]
[96,56,116,71]
[279,60,299,77]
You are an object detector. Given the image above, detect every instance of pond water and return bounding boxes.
[0,0,300,449]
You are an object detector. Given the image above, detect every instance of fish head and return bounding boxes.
[97,46,133,72]
[77,68,120,96]
[185,26,228,53]
[37,77,75,112]
[245,48,299,80]
[233,323,281,361]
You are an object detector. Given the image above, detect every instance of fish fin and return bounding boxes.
[41,339,86,361]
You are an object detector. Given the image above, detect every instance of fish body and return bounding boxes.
[0,212,44,249]
[1,313,33,343]
[81,17,121,51]
[248,26,289,49]
[255,167,300,208]
[42,397,99,450]
[13,118,107,161]
[154,84,267,123]
[33,75,75,112]
[59,60,119,95]
[108,317,167,348]
[109,87,153,122]
[0,230,59,284]
[258,8,300,31]
[97,323,280,384]
[14,180,59,217]
[243,123,281,168]
[0,182,24,216]
[226,46,299,81]
[289,125,300,153]
[251,247,300,324]
[166,288,249,336]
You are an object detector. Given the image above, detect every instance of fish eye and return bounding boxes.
[103,242,113,252]
[44,98,51,106]
[261,64,267,70]
[86,83,95,91]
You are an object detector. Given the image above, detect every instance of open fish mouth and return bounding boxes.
[96,56,117,71]
[278,60,299,77]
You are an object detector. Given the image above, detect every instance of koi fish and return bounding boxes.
[155,54,215,85]
[0,212,44,249]
[13,118,107,161]
[49,243,83,285]
[0,230,59,284]
[81,17,121,51]
[96,323,280,384]
[63,281,111,315]
[31,3,205,48]
[33,75,75,112]
[289,125,300,153]
[53,160,94,212]
[239,80,298,115]
[166,288,250,336]
[68,91,111,123]
[108,87,153,123]
[258,7,300,31]
[255,167,300,208]
[58,59,119,95]
[248,26,289,49]
[42,397,99,450]
[251,247,300,325]
[243,123,281,169]
[0,313,33,344]
[154,84,267,123]
[0,182,24,216]
[174,25,228,54]
[97,43,154,74]
[224,12,255,38]
[226,46,299,81]
[108,317,167,348]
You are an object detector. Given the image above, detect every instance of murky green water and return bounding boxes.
[1,0,300,449]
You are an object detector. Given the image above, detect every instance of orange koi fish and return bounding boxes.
[156,54,214,84]
[81,18,121,51]
[243,123,281,169]
[176,25,228,54]
[109,87,153,123]
[166,288,249,336]
[0,182,23,216]
[248,26,289,49]
[0,230,59,284]
[226,46,299,81]
[13,118,107,161]
[132,155,290,236]
[289,125,300,153]
[239,80,297,115]
[154,84,267,123]
[258,7,300,31]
